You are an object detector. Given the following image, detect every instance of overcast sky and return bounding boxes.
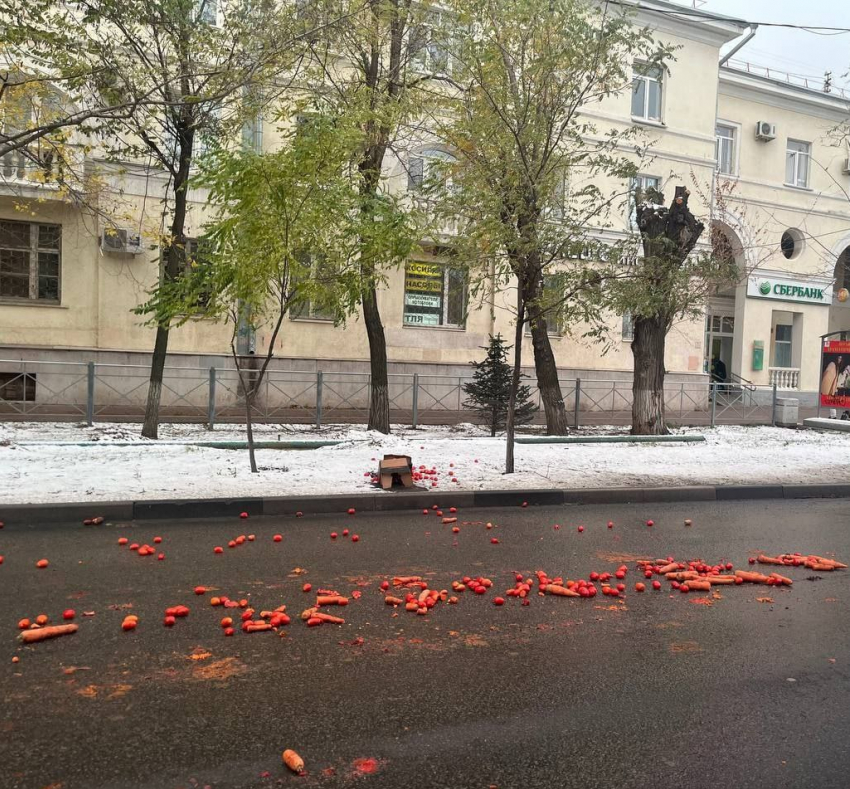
[673,1,850,90]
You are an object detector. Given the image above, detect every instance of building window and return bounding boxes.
[195,0,217,25]
[621,312,634,342]
[410,9,455,76]
[715,124,736,175]
[291,255,337,322]
[629,175,660,229]
[631,63,663,121]
[403,260,466,328]
[785,140,810,188]
[0,372,36,402]
[774,324,793,367]
[408,148,456,192]
[0,220,61,302]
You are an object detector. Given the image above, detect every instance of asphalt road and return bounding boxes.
[1,499,849,789]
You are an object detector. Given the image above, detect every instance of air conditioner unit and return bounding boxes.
[100,228,142,255]
[842,158,850,176]
[755,121,776,142]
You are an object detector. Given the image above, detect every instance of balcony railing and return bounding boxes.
[768,367,800,390]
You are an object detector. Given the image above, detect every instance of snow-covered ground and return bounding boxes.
[0,421,847,504]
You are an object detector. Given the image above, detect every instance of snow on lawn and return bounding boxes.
[0,421,847,505]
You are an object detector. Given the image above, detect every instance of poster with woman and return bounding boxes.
[820,339,850,408]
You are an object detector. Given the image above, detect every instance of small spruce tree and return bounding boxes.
[463,335,537,436]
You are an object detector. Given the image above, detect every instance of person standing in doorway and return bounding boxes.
[711,355,727,394]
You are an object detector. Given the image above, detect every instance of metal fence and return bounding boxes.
[0,357,791,428]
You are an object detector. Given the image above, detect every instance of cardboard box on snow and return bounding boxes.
[378,455,413,489]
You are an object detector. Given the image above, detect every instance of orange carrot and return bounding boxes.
[417,589,431,605]
[385,595,403,605]
[442,517,457,524]
[392,576,422,586]
[666,571,699,581]
[300,607,318,620]
[404,601,419,612]
[306,617,323,627]
[545,584,580,597]
[244,622,273,633]
[19,624,78,643]
[805,561,835,571]
[657,563,679,574]
[282,750,305,774]
[735,570,771,584]
[706,576,736,585]
[316,595,349,606]
[769,572,793,586]
[756,555,784,565]
[687,580,711,591]
[311,612,344,624]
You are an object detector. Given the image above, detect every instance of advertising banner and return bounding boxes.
[404,261,444,326]
[820,339,850,409]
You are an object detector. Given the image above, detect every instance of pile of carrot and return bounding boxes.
[755,553,847,571]
[241,605,290,632]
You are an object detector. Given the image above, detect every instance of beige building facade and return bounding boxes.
[1,0,848,412]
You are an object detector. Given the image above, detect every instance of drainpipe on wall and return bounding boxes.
[718,25,758,68]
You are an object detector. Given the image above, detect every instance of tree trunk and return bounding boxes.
[529,319,568,435]
[141,326,169,439]
[244,384,258,473]
[362,284,390,433]
[141,123,193,439]
[631,315,669,435]
[505,294,525,474]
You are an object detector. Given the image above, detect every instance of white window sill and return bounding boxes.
[402,322,466,332]
[290,316,334,324]
[631,116,666,129]
[783,183,813,192]
[716,171,738,179]
[0,299,65,309]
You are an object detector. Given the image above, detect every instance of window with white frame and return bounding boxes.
[773,324,793,367]
[409,8,455,75]
[403,260,466,327]
[160,237,212,309]
[629,174,660,229]
[0,92,32,181]
[544,170,569,221]
[525,272,567,336]
[631,63,663,122]
[0,220,60,302]
[195,0,217,25]
[291,254,337,322]
[407,148,457,193]
[715,124,736,175]
[621,311,634,342]
[785,139,810,188]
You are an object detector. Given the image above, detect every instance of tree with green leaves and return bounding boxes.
[3,0,311,438]
[140,107,383,470]
[607,184,737,434]
[302,0,448,434]
[431,0,669,470]
[463,334,537,436]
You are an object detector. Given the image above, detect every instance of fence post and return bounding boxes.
[86,361,95,426]
[771,382,777,427]
[574,378,581,429]
[412,373,419,429]
[710,382,717,427]
[207,367,216,430]
[315,370,323,428]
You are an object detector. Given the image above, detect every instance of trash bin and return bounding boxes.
[775,397,799,428]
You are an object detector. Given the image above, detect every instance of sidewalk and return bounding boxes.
[1,421,848,508]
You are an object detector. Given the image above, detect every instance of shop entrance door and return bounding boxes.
[704,313,735,384]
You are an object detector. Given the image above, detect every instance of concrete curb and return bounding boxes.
[2,483,850,524]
